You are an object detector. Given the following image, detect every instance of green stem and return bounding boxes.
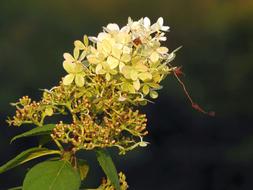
[52,138,64,152]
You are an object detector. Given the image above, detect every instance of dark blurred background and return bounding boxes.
[0,0,253,189]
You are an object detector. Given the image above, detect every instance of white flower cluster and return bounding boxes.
[62,17,179,99]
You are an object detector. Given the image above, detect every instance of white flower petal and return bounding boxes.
[120,26,130,33]
[87,55,100,64]
[151,23,159,31]
[73,47,79,60]
[105,73,111,81]
[114,43,123,50]
[74,40,85,50]
[79,51,86,61]
[138,72,152,81]
[161,26,170,31]
[75,62,84,73]
[75,74,84,87]
[112,47,122,59]
[88,36,98,43]
[131,21,141,30]
[130,70,138,81]
[63,53,75,62]
[107,23,120,31]
[133,79,141,90]
[128,17,133,24]
[107,56,119,69]
[63,61,75,73]
[150,52,160,62]
[97,32,110,41]
[122,46,131,54]
[63,74,74,85]
[157,47,169,54]
[157,17,164,26]
[95,64,106,74]
[121,54,131,63]
[134,63,148,72]
[159,36,167,41]
[119,62,125,72]
[121,66,131,79]
[143,17,151,28]
[100,39,112,55]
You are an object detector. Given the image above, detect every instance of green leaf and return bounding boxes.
[95,149,120,190]
[38,135,52,147]
[11,124,55,143]
[8,186,22,190]
[0,147,61,174]
[23,160,81,190]
[77,159,89,181]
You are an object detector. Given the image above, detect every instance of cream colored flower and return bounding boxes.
[62,53,85,87]
[95,61,118,81]
[151,17,170,32]
[149,46,169,62]
[62,17,179,98]
[143,17,151,29]
[121,62,152,92]
[105,23,120,32]
[89,33,132,79]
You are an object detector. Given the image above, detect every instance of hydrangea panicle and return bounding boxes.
[5,17,214,189]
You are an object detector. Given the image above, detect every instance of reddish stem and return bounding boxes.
[173,68,215,116]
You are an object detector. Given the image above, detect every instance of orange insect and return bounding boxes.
[133,37,142,46]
